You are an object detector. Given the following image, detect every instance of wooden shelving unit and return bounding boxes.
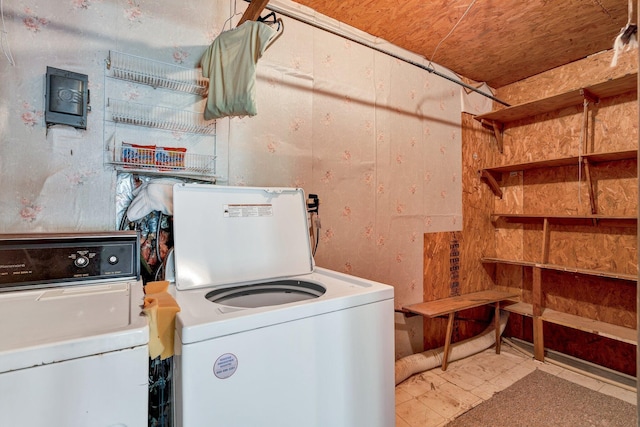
[480,149,637,200]
[502,301,637,345]
[476,73,638,364]
[474,73,636,153]
[491,213,637,227]
[482,257,638,282]
[475,73,637,123]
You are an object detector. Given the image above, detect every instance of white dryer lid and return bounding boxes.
[172,184,314,291]
[0,280,148,373]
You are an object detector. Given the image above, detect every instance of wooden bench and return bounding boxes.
[402,290,518,370]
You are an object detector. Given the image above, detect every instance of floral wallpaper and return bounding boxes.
[0,0,462,357]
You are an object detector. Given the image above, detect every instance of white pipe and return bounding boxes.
[395,311,509,385]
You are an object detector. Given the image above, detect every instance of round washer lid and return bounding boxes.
[172,184,314,291]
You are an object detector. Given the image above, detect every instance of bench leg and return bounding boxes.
[442,312,455,371]
[494,302,501,354]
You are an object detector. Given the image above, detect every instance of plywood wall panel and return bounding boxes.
[547,227,637,275]
[423,232,456,301]
[494,171,524,213]
[543,270,636,327]
[591,159,637,216]
[543,322,636,376]
[591,93,638,153]
[501,110,584,165]
[496,50,637,106]
[518,161,637,216]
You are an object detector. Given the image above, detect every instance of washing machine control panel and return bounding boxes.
[0,232,139,292]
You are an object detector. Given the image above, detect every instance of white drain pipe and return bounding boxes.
[395,311,509,385]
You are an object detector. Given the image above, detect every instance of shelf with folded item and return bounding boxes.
[106,50,208,96]
[107,99,216,135]
[106,143,217,179]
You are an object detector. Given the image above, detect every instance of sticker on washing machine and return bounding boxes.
[223,204,273,218]
[213,353,238,379]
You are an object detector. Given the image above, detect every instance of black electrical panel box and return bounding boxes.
[45,66,89,129]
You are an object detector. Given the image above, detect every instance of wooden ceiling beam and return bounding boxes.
[237,0,270,26]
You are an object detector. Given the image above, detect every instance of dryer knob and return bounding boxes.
[74,256,89,268]
[108,255,119,265]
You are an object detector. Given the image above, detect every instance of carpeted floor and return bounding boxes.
[446,369,637,427]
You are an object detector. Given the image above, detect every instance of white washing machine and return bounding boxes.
[0,232,149,427]
[171,184,395,427]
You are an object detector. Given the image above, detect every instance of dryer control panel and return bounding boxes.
[0,232,139,292]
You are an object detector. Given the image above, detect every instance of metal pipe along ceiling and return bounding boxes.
[243,0,510,107]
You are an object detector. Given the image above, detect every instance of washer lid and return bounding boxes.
[172,184,314,291]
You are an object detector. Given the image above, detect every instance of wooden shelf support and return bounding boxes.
[480,119,504,153]
[582,158,597,214]
[541,218,550,264]
[580,88,599,107]
[479,170,503,198]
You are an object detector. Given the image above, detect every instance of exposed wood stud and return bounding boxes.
[533,316,545,361]
[541,218,550,264]
[532,267,543,317]
[237,0,270,26]
[494,302,501,354]
[532,265,544,359]
[442,313,455,371]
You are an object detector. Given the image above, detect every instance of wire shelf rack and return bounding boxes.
[108,99,216,134]
[107,50,208,96]
[111,144,217,176]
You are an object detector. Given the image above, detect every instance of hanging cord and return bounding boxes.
[427,0,478,69]
[0,0,15,66]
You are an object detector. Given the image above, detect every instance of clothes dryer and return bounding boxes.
[0,232,149,427]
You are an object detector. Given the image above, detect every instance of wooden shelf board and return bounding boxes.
[482,257,538,268]
[502,302,636,345]
[403,290,519,318]
[503,301,533,317]
[491,214,637,227]
[541,308,637,345]
[474,73,638,124]
[481,257,638,282]
[482,149,637,175]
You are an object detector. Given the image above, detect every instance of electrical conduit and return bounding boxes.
[395,311,509,385]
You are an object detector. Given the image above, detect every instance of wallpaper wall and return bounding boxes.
[0,0,463,357]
